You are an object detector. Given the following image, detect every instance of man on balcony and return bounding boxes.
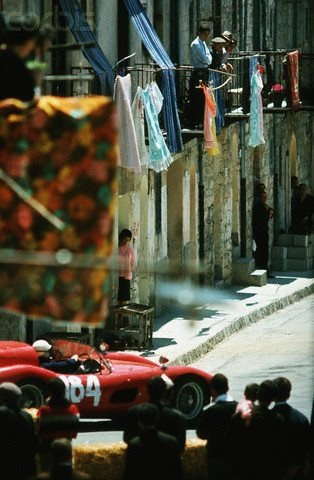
[188,23,212,128]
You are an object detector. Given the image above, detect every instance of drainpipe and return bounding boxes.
[239,121,247,258]
[198,139,205,284]
[273,120,279,241]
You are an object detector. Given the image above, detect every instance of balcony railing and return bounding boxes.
[126,50,313,130]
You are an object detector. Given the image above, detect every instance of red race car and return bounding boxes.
[0,339,212,423]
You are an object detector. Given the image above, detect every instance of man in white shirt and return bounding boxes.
[188,23,212,128]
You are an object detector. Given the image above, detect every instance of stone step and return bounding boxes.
[287,246,313,260]
[286,258,313,271]
[272,246,287,260]
[249,269,268,287]
[232,257,255,277]
[272,258,287,272]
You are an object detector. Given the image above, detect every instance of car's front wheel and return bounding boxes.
[173,375,209,423]
[17,379,45,409]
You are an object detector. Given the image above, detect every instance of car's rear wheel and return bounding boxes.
[17,379,45,409]
[173,375,209,423]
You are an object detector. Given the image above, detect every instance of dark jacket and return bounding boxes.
[196,399,238,459]
[0,405,38,480]
[272,402,310,466]
[33,464,91,480]
[0,47,35,102]
[123,401,186,454]
[245,405,286,480]
[123,429,183,480]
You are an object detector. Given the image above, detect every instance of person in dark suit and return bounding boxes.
[244,380,286,480]
[123,375,186,454]
[272,377,311,479]
[0,15,41,102]
[32,438,90,480]
[252,190,274,275]
[196,373,238,480]
[122,402,183,480]
[0,382,38,480]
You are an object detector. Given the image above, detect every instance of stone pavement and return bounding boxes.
[136,271,314,366]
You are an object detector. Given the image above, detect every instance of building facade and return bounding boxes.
[1,0,313,316]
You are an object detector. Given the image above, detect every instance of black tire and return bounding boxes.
[17,379,45,409]
[173,375,209,423]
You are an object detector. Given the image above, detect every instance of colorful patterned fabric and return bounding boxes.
[0,96,117,325]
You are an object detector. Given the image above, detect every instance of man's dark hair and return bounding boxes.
[257,380,276,404]
[273,377,292,402]
[244,383,259,402]
[210,373,229,395]
[47,378,66,398]
[137,402,159,428]
[2,15,40,46]
[147,376,167,402]
[198,23,211,34]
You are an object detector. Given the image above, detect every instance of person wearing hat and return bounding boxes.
[0,382,38,480]
[210,37,227,70]
[123,375,186,454]
[32,339,81,373]
[221,31,237,72]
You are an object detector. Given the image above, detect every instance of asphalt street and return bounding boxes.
[74,294,314,445]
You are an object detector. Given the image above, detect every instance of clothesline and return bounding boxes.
[126,64,237,77]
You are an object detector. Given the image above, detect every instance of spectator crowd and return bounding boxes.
[0,373,312,480]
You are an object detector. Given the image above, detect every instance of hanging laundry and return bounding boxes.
[123,0,182,153]
[249,66,265,147]
[114,74,141,173]
[132,86,149,167]
[139,82,173,172]
[202,85,220,156]
[286,50,301,110]
[208,71,225,133]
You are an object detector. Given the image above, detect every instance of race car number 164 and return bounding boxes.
[59,375,101,407]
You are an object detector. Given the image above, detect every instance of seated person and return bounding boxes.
[32,340,81,373]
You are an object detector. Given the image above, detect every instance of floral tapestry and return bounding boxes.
[0,96,117,324]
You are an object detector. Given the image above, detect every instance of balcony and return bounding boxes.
[125,50,314,133]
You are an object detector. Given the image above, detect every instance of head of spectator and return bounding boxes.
[291,176,299,191]
[257,380,276,408]
[244,383,259,403]
[118,228,132,246]
[211,37,226,54]
[46,378,68,406]
[255,182,267,196]
[2,15,41,59]
[198,23,211,42]
[50,438,73,465]
[147,375,174,404]
[0,381,21,409]
[221,30,237,53]
[33,339,52,359]
[298,183,308,200]
[137,403,159,431]
[210,373,229,401]
[273,377,292,402]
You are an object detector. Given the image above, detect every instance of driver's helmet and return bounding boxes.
[32,339,52,353]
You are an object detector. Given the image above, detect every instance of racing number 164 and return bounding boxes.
[59,375,101,407]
